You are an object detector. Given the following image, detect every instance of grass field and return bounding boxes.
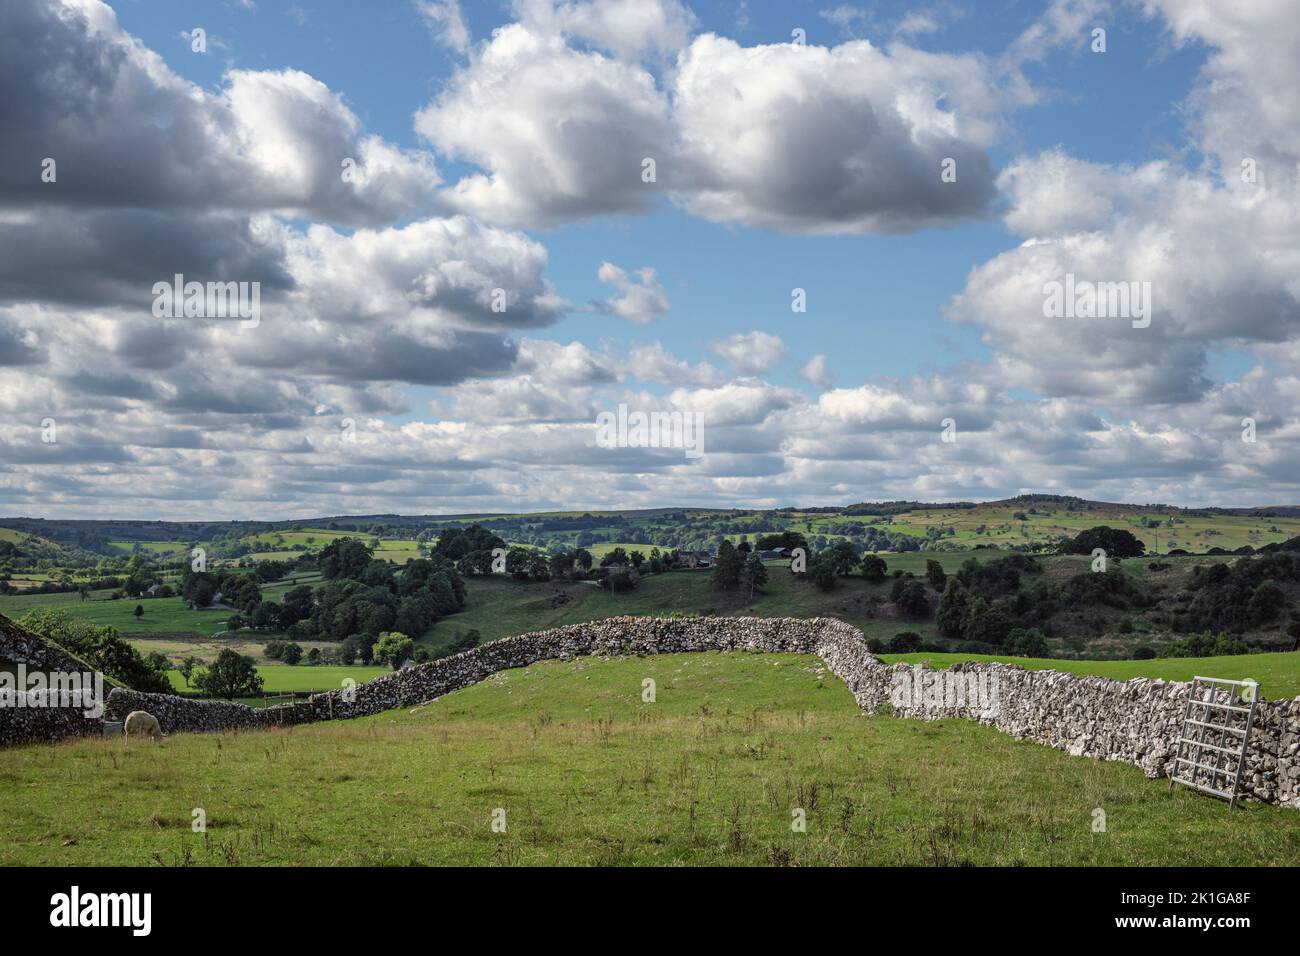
[841,505,1300,553]
[238,529,420,565]
[881,651,1300,700]
[0,593,233,636]
[1,652,1296,866]
[165,664,389,694]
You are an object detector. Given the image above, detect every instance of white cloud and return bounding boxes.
[0,1,442,227]
[711,331,788,375]
[414,24,673,227]
[625,342,727,387]
[513,0,696,59]
[414,19,1005,231]
[799,355,835,389]
[3,0,1300,517]
[593,262,669,323]
[417,0,470,53]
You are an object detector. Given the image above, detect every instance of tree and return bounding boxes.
[740,553,769,598]
[605,568,638,593]
[178,656,202,688]
[807,552,838,591]
[891,577,930,617]
[506,546,536,581]
[1006,628,1049,657]
[265,640,303,665]
[339,636,360,665]
[925,560,947,591]
[756,531,808,552]
[860,555,887,583]
[962,598,1012,646]
[1058,526,1145,558]
[17,608,171,693]
[319,537,374,580]
[133,604,144,620]
[936,583,970,639]
[433,524,505,561]
[827,540,859,576]
[600,547,630,568]
[374,631,415,670]
[549,551,576,581]
[193,649,263,699]
[251,602,279,630]
[887,632,922,653]
[712,540,743,590]
[183,573,217,608]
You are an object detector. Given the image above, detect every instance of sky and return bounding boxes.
[0,0,1298,519]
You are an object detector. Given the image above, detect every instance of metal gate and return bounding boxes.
[1169,676,1259,809]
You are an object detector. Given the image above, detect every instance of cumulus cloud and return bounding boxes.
[0,0,442,226]
[625,342,726,387]
[671,35,1000,232]
[417,0,470,53]
[2,0,1299,517]
[592,262,669,323]
[711,331,787,375]
[799,355,835,389]
[948,150,1300,405]
[1143,0,1300,171]
[414,23,674,227]
[415,15,1004,231]
[513,0,696,60]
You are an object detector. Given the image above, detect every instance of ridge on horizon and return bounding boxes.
[5,494,1300,528]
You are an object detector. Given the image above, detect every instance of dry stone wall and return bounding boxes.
[96,615,1300,809]
[0,706,102,747]
[0,615,105,746]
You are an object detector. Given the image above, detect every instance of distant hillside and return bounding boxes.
[5,497,1300,565]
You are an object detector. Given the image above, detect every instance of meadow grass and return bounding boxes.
[0,593,231,636]
[165,664,389,694]
[1,652,1296,866]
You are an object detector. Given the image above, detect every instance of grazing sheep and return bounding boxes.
[123,710,163,741]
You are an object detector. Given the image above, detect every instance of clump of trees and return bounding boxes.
[374,631,415,669]
[264,640,303,665]
[1178,553,1298,634]
[233,537,472,665]
[193,649,263,699]
[1058,526,1145,558]
[17,608,171,693]
[1164,632,1250,658]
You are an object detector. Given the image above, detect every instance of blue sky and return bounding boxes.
[2,0,1297,517]
[109,0,1209,399]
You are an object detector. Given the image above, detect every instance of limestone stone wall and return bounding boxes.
[0,615,106,746]
[0,705,102,747]
[97,615,1300,808]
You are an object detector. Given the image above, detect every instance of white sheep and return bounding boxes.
[123,710,163,741]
